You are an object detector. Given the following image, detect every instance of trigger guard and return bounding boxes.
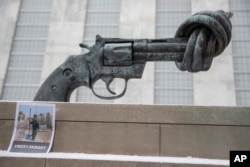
[91,79,128,100]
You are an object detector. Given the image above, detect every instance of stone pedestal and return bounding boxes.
[1,102,250,166]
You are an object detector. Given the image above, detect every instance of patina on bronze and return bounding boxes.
[34,10,233,101]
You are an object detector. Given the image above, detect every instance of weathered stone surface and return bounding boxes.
[0,102,16,119]
[0,101,250,163]
[0,157,45,167]
[0,120,14,150]
[46,159,160,167]
[52,122,160,155]
[161,125,250,159]
[1,102,250,126]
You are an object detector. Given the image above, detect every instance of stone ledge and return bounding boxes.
[0,101,250,126]
[0,101,249,161]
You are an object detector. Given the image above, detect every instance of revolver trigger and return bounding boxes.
[101,76,116,95]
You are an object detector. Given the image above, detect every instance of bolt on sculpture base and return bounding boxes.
[34,10,233,102]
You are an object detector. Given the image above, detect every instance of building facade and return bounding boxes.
[0,0,249,106]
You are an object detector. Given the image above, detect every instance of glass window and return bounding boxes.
[229,0,250,106]
[1,0,52,100]
[155,0,193,104]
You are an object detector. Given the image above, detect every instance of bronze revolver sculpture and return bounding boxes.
[34,10,233,101]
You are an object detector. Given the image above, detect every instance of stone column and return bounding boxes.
[192,0,236,106]
[115,0,156,104]
[40,0,88,102]
[0,0,21,97]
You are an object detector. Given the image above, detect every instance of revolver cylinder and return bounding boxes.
[103,43,133,66]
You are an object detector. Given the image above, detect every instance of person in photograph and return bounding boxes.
[30,114,39,140]
[46,112,52,129]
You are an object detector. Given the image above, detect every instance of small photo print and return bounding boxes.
[8,102,55,153]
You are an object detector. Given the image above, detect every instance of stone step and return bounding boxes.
[0,156,227,167]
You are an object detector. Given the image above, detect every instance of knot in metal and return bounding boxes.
[175,10,233,72]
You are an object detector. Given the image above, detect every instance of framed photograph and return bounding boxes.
[8,102,55,153]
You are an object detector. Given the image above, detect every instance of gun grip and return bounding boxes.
[34,55,90,102]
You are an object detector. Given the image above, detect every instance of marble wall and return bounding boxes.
[0,0,21,98]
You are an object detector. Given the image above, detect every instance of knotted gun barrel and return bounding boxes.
[102,10,232,72]
[34,10,232,101]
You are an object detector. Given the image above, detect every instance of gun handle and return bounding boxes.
[34,55,90,102]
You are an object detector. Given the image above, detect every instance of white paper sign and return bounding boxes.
[8,102,55,153]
